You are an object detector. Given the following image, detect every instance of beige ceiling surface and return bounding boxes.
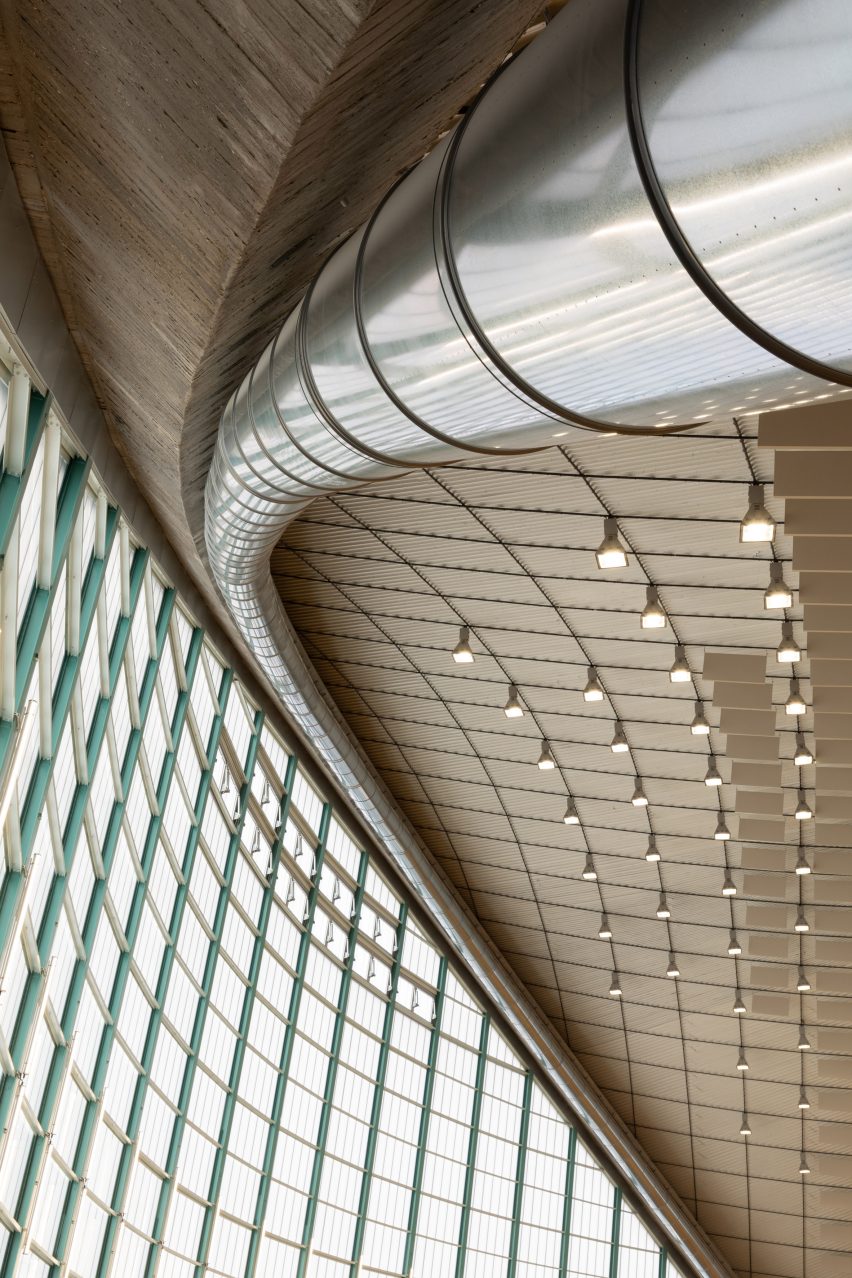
[274,416,852,1278]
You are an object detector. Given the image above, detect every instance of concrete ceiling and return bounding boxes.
[0,0,543,610]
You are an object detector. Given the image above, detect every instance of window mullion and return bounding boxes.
[243,799,332,1278]
[348,902,409,1277]
[192,751,299,1274]
[143,706,264,1277]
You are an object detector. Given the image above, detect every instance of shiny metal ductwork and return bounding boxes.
[205,0,852,1271]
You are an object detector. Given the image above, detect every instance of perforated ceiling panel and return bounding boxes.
[273,414,852,1278]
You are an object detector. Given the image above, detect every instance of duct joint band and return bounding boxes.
[623,0,852,389]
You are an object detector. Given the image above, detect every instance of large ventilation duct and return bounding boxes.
[205,0,852,1269]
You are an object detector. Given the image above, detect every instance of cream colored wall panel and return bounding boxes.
[731,761,783,789]
[702,652,768,683]
[735,789,783,815]
[719,707,777,736]
[711,682,773,709]
[724,735,780,760]
[794,539,852,572]
[774,451,852,499]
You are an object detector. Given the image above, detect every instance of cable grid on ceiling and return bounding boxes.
[274,416,852,1278]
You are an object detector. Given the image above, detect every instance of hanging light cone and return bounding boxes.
[232,793,242,823]
[722,871,737,897]
[733,988,746,1014]
[798,1087,810,1111]
[640,585,667,629]
[609,970,623,998]
[785,678,806,716]
[581,854,597,881]
[596,517,628,570]
[798,1153,811,1175]
[728,930,743,957]
[691,701,710,736]
[537,740,557,770]
[562,797,580,825]
[220,766,231,795]
[764,560,792,609]
[797,965,811,993]
[704,756,722,786]
[666,952,680,978]
[631,778,648,807]
[739,483,775,543]
[503,684,524,718]
[794,733,814,766]
[797,1023,811,1051]
[645,835,661,863]
[795,849,811,876]
[656,892,671,919]
[274,804,284,834]
[739,1112,752,1137]
[598,912,612,939]
[452,625,474,664]
[795,907,810,933]
[583,667,605,702]
[777,621,801,664]
[250,825,261,855]
[736,1048,749,1072]
[669,645,690,683]
[610,722,629,753]
[715,815,731,841]
[795,790,813,821]
[260,777,271,806]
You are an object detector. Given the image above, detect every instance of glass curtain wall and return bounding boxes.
[0,356,685,1277]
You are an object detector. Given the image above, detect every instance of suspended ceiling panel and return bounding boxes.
[274,416,852,1278]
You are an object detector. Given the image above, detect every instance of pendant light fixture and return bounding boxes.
[714,815,731,841]
[736,1048,749,1072]
[598,912,613,939]
[583,667,605,702]
[764,561,792,609]
[785,679,806,716]
[610,722,629,753]
[645,835,661,863]
[503,684,524,718]
[666,952,680,978]
[795,907,810,933]
[656,892,671,920]
[797,966,811,993]
[596,517,628,569]
[739,1112,752,1137]
[728,930,742,957]
[722,871,737,897]
[739,483,775,543]
[798,1153,810,1176]
[562,798,580,825]
[797,1023,811,1050]
[609,970,623,998]
[795,849,811,876]
[733,988,746,1014]
[537,740,557,770]
[777,621,800,664]
[582,854,598,881]
[452,625,474,663]
[690,701,710,736]
[669,645,690,683]
[794,734,814,766]
[640,586,666,629]
[631,778,648,807]
[704,756,722,786]
[795,790,813,820]
[798,1087,810,1111]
